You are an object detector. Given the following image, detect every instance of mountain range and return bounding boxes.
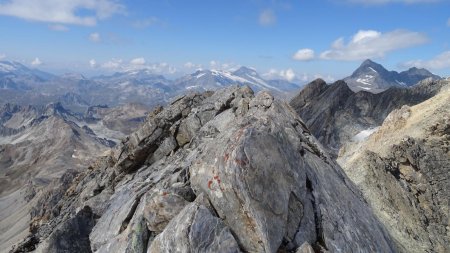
[0,61,301,113]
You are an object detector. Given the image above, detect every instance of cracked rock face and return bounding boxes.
[338,82,450,253]
[17,85,396,253]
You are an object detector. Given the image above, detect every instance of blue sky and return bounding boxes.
[0,0,449,81]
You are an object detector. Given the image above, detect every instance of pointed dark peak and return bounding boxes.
[361,59,376,66]
[289,78,328,108]
[44,102,70,116]
[308,78,327,88]
[403,67,433,75]
[350,59,390,78]
[232,66,259,77]
[300,78,328,94]
[358,59,384,70]
[330,80,353,92]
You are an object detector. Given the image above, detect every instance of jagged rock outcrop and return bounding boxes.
[338,81,450,253]
[14,86,396,253]
[290,78,446,154]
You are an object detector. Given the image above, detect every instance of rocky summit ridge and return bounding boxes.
[13,85,396,253]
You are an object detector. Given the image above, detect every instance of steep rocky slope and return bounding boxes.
[289,78,445,154]
[0,103,116,251]
[0,102,148,252]
[338,81,450,253]
[12,86,396,253]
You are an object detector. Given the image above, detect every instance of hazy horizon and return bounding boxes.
[0,0,449,82]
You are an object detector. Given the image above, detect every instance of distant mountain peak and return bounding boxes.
[361,59,376,65]
[345,59,440,93]
[233,66,259,77]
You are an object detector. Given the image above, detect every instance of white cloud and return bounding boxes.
[100,58,177,74]
[401,51,450,70]
[48,24,69,31]
[447,18,450,27]
[320,29,428,61]
[292,48,315,61]
[89,32,101,42]
[280,68,296,81]
[130,57,146,65]
[31,57,42,66]
[347,0,440,4]
[259,9,276,26]
[89,59,97,68]
[0,54,5,60]
[209,60,239,71]
[101,58,123,70]
[263,68,336,83]
[263,68,296,82]
[0,0,125,26]
[184,62,202,69]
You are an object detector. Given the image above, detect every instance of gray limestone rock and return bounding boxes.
[19,85,397,253]
[148,201,241,253]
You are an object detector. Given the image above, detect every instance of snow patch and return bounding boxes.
[353,127,379,141]
[368,67,378,73]
[0,63,17,72]
[395,80,406,86]
[196,73,206,79]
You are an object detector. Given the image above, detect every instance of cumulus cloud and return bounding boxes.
[89,59,97,68]
[101,58,123,70]
[292,48,315,61]
[130,57,146,66]
[48,24,69,31]
[209,60,239,71]
[184,62,202,69]
[263,68,296,82]
[100,58,177,74]
[31,57,42,66]
[347,0,440,4]
[401,51,450,70]
[0,0,125,26]
[89,32,101,42]
[259,9,276,26]
[320,29,428,61]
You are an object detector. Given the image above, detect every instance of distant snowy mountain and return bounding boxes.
[174,66,300,95]
[0,60,55,81]
[344,59,440,93]
[0,63,300,109]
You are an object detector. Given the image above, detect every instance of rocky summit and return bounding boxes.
[11,86,397,253]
